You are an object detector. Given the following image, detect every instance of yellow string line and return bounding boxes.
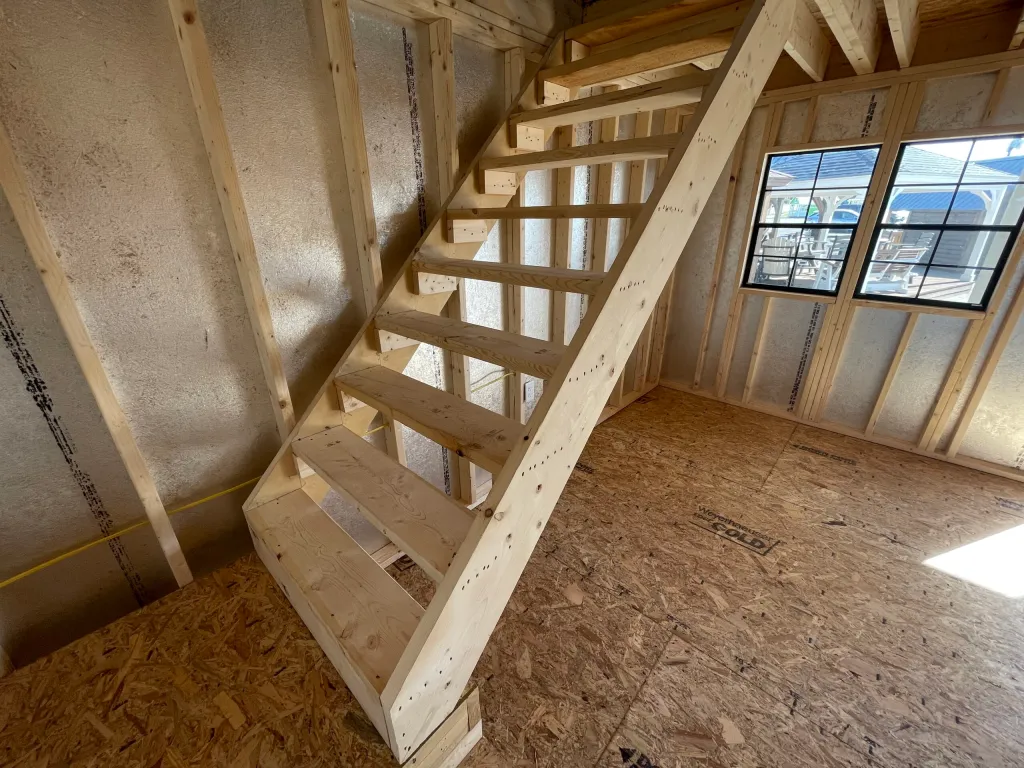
[0,424,388,591]
[470,370,513,394]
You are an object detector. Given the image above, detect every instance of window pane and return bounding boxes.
[894,140,972,185]
[748,255,795,286]
[759,191,811,224]
[917,266,995,305]
[753,227,803,255]
[805,189,866,224]
[796,228,853,261]
[929,230,1011,269]
[766,152,820,189]
[882,186,957,225]
[790,259,841,292]
[949,185,1024,226]
[961,137,1024,183]
[871,228,940,263]
[815,147,880,188]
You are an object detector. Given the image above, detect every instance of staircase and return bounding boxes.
[243,0,796,762]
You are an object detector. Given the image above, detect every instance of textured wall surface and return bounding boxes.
[661,77,1024,475]
[0,0,514,664]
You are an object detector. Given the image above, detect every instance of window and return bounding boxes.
[856,135,1024,310]
[743,146,881,296]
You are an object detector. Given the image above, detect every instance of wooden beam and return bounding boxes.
[865,311,916,435]
[539,3,749,89]
[168,0,295,442]
[503,49,527,425]
[448,203,643,219]
[882,0,920,67]
[323,0,385,318]
[414,255,606,294]
[810,0,881,74]
[591,86,621,273]
[0,119,192,587]
[511,72,711,133]
[480,133,679,177]
[785,0,830,81]
[429,18,475,505]
[1011,7,1024,49]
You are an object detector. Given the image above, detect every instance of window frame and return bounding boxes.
[740,145,883,300]
[853,137,1024,312]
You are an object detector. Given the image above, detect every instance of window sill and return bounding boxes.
[851,298,985,318]
[739,286,838,303]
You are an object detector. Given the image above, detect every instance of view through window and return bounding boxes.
[856,135,1024,309]
[743,146,881,296]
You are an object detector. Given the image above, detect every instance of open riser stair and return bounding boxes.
[242,0,798,762]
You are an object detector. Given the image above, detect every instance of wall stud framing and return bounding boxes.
[742,295,772,402]
[504,48,527,424]
[0,120,192,587]
[865,311,917,435]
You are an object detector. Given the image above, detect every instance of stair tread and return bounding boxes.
[293,425,473,583]
[377,310,565,379]
[414,255,606,296]
[447,204,643,219]
[336,365,520,474]
[479,134,678,173]
[247,489,422,698]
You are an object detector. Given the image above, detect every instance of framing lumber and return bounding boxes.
[0,120,192,587]
[538,3,749,88]
[375,310,566,379]
[503,48,526,424]
[742,298,771,403]
[429,18,475,504]
[865,311,917,435]
[1011,7,1024,49]
[414,255,606,294]
[381,0,795,756]
[591,85,621,273]
[479,133,679,177]
[550,47,578,348]
[694,135,744,389]
[448,203,643,219]
[810,0,881,74]
[785,0,830,81]
[511,73,711,133]
[625,110,656,396]
[168,0,295,443]
[882,0,920,68]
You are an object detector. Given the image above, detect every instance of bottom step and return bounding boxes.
[246,489,422,744]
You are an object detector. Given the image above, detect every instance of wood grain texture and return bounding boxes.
[785,0,831,80]
[883,0,921,66]
[336,366,521,474]
[448,203,643,219]
[414,255,606,295]
[294,426,472,582]
[504,48,527,425]
[375,310,567,379]
[0,120,191,587]
[810,0,881,73]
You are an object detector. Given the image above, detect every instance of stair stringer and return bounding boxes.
[380,0,797,759]
[241,36,566,514]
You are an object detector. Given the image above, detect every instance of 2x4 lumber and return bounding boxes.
[376,310,566,379]
[293,425,472,582]
[413,255,606,295]
[551,50,579,348]
[381,0,795,757]
[567,0,725,46]
[743,297,772,402]
[882,0,920,67]
[1011,7,1024,49]
[625,110,655,395]
[448,203,643,220]
[539,3,749,89]
[810,0,881,74]
[591,85,622,274]
[0,120,192,588]
[785,0,830,81]
[429,17,475,504]
[335,366,520,474]
[246,488,422,743]
[170,0,296,443]
[865,312,917,435]
[504,48,527,425]
[512,72,712,133]
[479,133,679,177]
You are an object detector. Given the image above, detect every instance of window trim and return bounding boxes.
[741,145,882,300]
[852,138,1024,312]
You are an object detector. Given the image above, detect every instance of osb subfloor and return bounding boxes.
[3,387,1024,768]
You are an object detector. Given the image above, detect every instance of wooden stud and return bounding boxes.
[742,297,772,403]
[429,18,475,505]
[801,95,819,143]
[168,0,295,443]
[0,119,192,587]
[983,68,1011,125]
[693,133,745,390]
[551,40,579,348]
[810,0,881,74]
[591,86,621,273]
[785,0,831,81]
[882,0,920,68]
[864,311,917,435]
[504,48,527,425]
[1012,7,1024,49]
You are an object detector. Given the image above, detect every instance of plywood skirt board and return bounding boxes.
[3,386,1024,767]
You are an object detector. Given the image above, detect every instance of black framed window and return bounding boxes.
[856,135,1024,310]
[743,146,881,297]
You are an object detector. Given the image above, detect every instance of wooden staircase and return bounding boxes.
[242,0,796,762]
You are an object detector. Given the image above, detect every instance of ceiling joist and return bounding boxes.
[1012,6,1024,49]
[809,0,880,74]
[882,0,920,67]
[785,0,830,81]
